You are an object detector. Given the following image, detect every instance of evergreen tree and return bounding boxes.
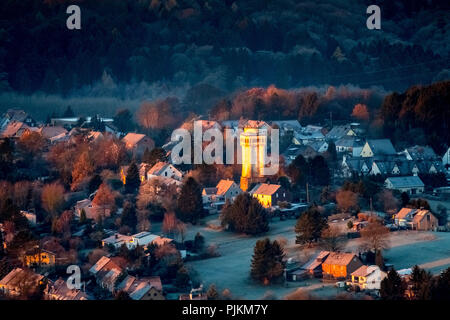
[250,238,285,284]
[62,105,75,117]
[410,265,433,300]
[287,155,308,186]
[309,155,330,186]
[88,174,103,195]
[113,108,134,133]
[121,201,137,232]
[380,269,406,300]
[125,162,140,193]
[175,266,190,289]
[176,177,203,224]
[327,141,337,162]
[375,250,384,269]
[142,147,167,167]
[295,206,328,244]
[432,267,450,300]
[0,138,14,180]
[400,192,410,207]
[221,193,269,235]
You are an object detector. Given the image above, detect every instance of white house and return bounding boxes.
[384,176,425,195]
[147,162,183,181]
[347,265,387,290]
[202,179,242,206]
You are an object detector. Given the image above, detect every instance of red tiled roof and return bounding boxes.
[252,183,281,196]
[323,252,357,266]
[216,180,235,196]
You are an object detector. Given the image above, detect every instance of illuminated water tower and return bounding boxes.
[240,121,268,191]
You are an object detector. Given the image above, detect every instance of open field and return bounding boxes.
[172,215,450,299]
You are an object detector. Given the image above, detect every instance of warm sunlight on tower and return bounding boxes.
[239,121,268,191]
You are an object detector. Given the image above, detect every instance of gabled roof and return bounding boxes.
[412,209,435,224]
[122,133,146,147]
[326,125,354,140]
[216,179,238,196]
[335,135,364,148]
[366,139,396,156]
[38,126,67,139]
[301,251,330,270]
[147,162,169,176]
[1,121,29,138]
[4,109,29,122]
[395,208,418,219]
[385,176,424,188]
[117,275,163,300]
[251,183,281,196]
[202,187,217,196]
[351,265,380,278]
[405,145,437,161]
[48,278,89,300]
[0,268,44,288]
[323,252,358,266]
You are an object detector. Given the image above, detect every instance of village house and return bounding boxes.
[334,136,364,155]
[0,109,36,129]
[394,208,438,231]
[89,256,125,293]
[74,198,110,220]
[146,161,183,181]
[0,121,31,138]
[122,133,155,156]
[288,251,331,281]
[271,120,302,137]
[307,140,329,153]
[292,125,325,145]
[402,145,439,161]
[346,265,387,291]
[360,139,397,157]
[321,252,363,280]
[24,248,57,268]
[250,183,290,208]
[45,278,89,300]
[384,176,425,195]
[116,275,164,300]
[102,231,172,250]
[0,268,45,297]
[325,124,357,141]
[37,126,68,144]
[282,144,318,164]
[202,179,242,207]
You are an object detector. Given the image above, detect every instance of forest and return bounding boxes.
[0,0,449,98]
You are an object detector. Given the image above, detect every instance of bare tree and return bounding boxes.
[360,220,390,254]
[321,225,347,251]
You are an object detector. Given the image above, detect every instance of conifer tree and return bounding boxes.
[250,238,285,284]
[125,162,140,193]
[295,206,328,244]
[176,177,203,224]
[380,269,406,300]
